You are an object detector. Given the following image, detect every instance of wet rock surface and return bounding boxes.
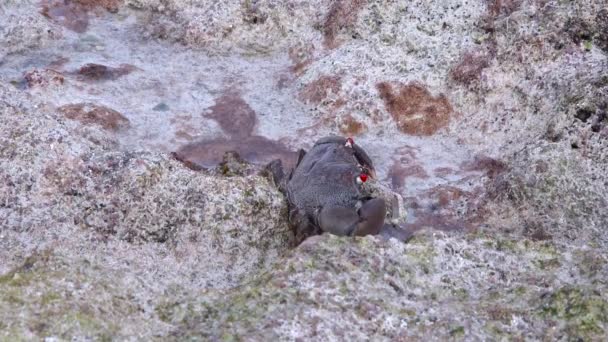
[1,0,607,340]
[174,90,297,169]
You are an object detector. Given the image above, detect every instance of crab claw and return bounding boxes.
[317,198,386,237]
[351,198,386,236]
[317,206,359,236]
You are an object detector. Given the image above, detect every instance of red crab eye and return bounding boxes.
[357,173,368,184]
[360,173,368,182]
[345,137,354,147]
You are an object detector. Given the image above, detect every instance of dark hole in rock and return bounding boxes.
[575,107,594,123]
[544,124,562,142]
[243,4,267,25]
[564,18,593,43]
[596,9,608,52]
[524,221,553,241]
[591,111,606,132]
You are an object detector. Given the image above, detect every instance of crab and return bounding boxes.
[267,135,409,243]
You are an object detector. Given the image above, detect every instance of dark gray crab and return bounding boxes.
[268,135,409,243]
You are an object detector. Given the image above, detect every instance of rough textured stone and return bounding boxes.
[0,82,294,339]
[1,0,607,340]
[162,233,608,341]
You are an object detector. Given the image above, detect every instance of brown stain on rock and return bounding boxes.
[73,0,122,12]
[41,0,89,33]
[387,162,429,191]
[450,51,490,85]
[169,115,199,142]
[24,69,65,88]
[386,145,496,233]
[295,115,334,138]
[486,0,522,18]
[48,57,70,69]
[461,155,506,179]
[434,167,456,177]
[40,0,122,33]
[174,90,296,170]
[377,82,453,136]
[323,0,366,49]
[385,146,429,191]
[174,130,194,141]
[300,75,342,104]
[401,184,478,233]
[339,114,366,136]
[276,72,294,90]
[42,156,88,196]
[296,75,349,138]
[426,185,466,207]
[59,103,129,131]
[204,91,256,138]
[288,43,315,75]
[76,63,136,81]
[174,136,297,170]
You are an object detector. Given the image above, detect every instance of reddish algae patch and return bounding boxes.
[339,114,366,136]
[434,167,456,177]
[24,69,65,88]
[59,103,130,131]
[174,136,296,170]
[174,90,296,169]
[204,91,256,138]
[41,0,89,33]
[486,0,522,18]
[76,63,136,81]
[450,51,490,85]
[461,155,506,179]
[288,43,315,75]
[323,0,366,49]
[387,162,429,191]
[299,75,342,104]
[377,82,453,136]
[73,0,122,12]
[40,0,122,33]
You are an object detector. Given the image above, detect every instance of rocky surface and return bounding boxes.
[1,0,607,340]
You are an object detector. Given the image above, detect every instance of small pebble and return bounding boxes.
[153,103,170,111]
